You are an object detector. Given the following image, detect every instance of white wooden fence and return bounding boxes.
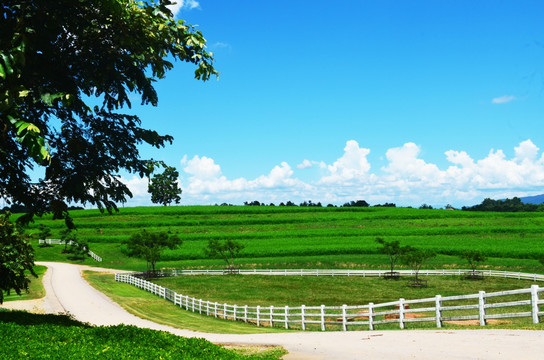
[152,268,544,282]
[38,238,102,262]
[115,269,544,331]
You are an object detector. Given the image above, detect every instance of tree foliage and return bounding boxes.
[122,229,181,274]
[0,0,214,299]
[401,248,436,282]
[37,224,52,247]
[0,0,217,224]
[462,197,541,212]
[204,239,245,269]
[0,213,36,303]
[375,238,410,275]
[460,250,487,275]
[148,166,182,206]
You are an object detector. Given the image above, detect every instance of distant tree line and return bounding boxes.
[239,200,397,208]
[462,197,543,212]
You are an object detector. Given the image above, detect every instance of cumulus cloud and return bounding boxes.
[182,155,222,180]
[297,159,313,169]
[492,95,516,104]
[118,139,544,207]
[319,140,371,184]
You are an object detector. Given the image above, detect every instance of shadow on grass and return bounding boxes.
[0,309,90,327]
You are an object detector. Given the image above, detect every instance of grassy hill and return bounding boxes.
[27,206,544,272]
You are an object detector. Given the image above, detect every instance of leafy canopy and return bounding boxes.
[375,237,410,274]
[460,250,487,274]
[401,247,436,281]
[0,0,217,224]
[0,212,36,303]
[148,166,182,206]
[122,229,181,274]
[204,239,245,268]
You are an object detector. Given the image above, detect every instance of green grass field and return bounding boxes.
[5,206,544,335]
[26,206,544,273]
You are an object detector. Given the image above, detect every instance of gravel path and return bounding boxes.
[2,262,543,359]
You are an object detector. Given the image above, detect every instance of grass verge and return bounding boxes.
[83,271,285,334]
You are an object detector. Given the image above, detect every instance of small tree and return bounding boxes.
[37,224,52,247]
[122,229,181,276]
[0,213,36,303]
[401,247,436,284]
[70,238,89,261]
[204,239,244,270]
[148,166,183,206]
[60,228,77,253]
[375,238,410,277]
[460,250,487,277]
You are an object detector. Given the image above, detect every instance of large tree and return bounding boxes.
[148,166,182,206]
[0,0,217,225]
[0,0,216,298]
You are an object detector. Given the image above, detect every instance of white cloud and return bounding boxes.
[182,155,222,180]
[119,139,544,208]
[167,0,200,16]
[297,159,313,169]
[319,140,371,184]
[514,139,539,162]
[492,95,516,104]
[382,143,442,182]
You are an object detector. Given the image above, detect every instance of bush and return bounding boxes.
[0,310,278,359]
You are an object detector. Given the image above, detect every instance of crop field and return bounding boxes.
[27,206,544,273]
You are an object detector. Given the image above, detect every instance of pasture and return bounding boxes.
[28,206,544,273]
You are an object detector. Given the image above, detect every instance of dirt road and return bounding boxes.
[2,262,543,359]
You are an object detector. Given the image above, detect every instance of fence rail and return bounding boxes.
[135,268,544,282]
[38,238,102,262]
[115,269,544,331]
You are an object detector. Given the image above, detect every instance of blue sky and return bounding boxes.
[121,0,544,207]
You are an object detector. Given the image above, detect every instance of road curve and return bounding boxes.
[6,262,543,360]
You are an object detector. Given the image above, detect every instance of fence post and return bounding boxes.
[435,295,442,328]
[214,302,218,318]
[233,305,237,321]
[192,297,196,313]
[531,285,540,324]
[300,305,306,331]
[224,303,228,319]
[368,303,374,331]
[342,304,347,331]
[206,301,210,316]
[285,306,289,329]
[320,305,325,331]
[257,306,261,327]
[270,305,274,327]
[399,298,405,329]
[479,291,487,326]
[244,305,248,323]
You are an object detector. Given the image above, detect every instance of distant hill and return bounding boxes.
[520,194,544,205]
